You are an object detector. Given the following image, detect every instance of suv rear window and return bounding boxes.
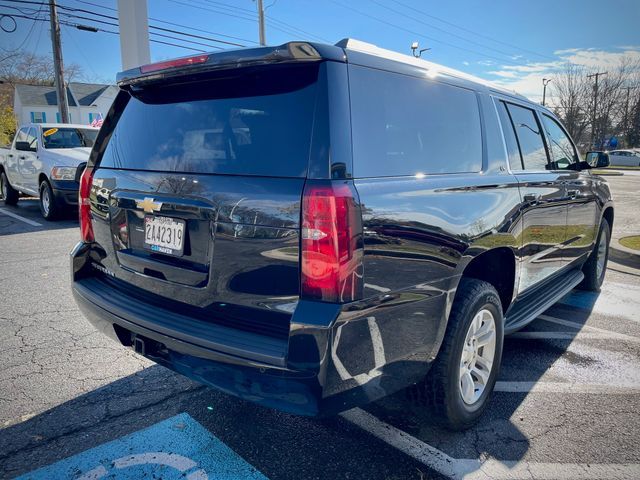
[99,64,320,177]
[349,65,483,177]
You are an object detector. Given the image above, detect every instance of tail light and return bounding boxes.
[301,181,363,303]
[79,167,94,243]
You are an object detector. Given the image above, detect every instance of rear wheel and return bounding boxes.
[39,179,59,220]
[580,219,610,292]
[413,278,504,430]
[1,171,19,206]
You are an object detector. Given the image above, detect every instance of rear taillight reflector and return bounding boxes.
[79,166,94,243]
[301,181,363,303]
[140,55,209,73]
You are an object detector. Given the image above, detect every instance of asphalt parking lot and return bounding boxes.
[1,174,640,480]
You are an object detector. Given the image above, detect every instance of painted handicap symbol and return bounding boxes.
[77,452,208,479]
[17,413,267,480]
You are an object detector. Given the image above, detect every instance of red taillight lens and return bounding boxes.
[79,167,94,243]
[140,55,209,73]
[301,181,363,303]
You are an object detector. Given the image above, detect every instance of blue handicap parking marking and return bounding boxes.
[17,412,267,480]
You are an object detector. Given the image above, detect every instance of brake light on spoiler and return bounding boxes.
[301,181,364,303]
[140,55,209,74]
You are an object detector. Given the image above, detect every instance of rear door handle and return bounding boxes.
[18,155,26,160]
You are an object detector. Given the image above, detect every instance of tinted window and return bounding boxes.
[495,100,523,170]
[100,65,320,177]
[541,114,577,169]
[506,103,549,171]
[42,128,97,149]
[350,66,482,177]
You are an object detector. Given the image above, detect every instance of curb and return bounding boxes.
[609,241,640,270]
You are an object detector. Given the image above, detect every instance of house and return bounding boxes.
[13,82,118,125]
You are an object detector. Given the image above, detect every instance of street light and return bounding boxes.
[411,41,431,58]
[542,78,552,106]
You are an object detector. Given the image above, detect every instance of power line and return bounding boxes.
[328,0,537,68]
[3,0,250,48]
[52,2,246,47]
[173,0,331,43]
[388,0,558,62]
[0,0,45,52]
[369,0,541,63]
[71,0,255,44]
[0,12,209,53]
[57,11,226,50]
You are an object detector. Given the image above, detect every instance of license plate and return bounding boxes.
[144,215,185,256]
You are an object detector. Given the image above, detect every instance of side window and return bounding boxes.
[26,128,38,149]
[15,127,28,144]
[541,114,577,170]
[495,100,523,170]
[349,66,483,177]
[505,103,549,171]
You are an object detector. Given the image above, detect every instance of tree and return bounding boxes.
[551,63,591,146]
[0,51,83,87]
[0,94,17,146]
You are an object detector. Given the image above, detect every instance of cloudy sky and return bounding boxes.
[1,0,639,103]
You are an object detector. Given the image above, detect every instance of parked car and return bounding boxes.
[70,39,614,430]
[0,123,99,219]
[607,149,640,167]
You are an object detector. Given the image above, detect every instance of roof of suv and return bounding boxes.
[117,38,536,107]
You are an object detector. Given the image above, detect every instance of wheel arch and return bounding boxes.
[453,247,517,315]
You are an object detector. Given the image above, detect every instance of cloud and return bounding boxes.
[477,59,495,66]
[462,61,470,66]
[480,46,640,102]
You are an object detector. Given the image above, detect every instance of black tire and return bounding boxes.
[39,179,59,220]
[0,171,19,206]
[579,219,610,292]
[413,277,504,430]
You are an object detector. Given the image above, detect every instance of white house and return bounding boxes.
[13,82,118,125]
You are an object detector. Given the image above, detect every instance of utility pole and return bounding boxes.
[587,71,607,148]
[256,0,266,46]
[542,78,552,106]
[49,0,70,124]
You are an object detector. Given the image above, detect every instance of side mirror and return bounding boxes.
[585,151,610,168]
[14,141,36,152]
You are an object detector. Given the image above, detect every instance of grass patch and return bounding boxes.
[605,165,640,170]
[620,236,640,251]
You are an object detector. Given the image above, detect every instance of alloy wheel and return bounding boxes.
[459,308,497,405]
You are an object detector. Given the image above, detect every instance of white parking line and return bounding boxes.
[494,381,640,395]
[342,408,640,479]
[538,314,640,342]
[0,208,42,227]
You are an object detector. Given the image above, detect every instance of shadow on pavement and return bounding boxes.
[0,364,447,480]
[0,199,78,236]
[362,285,601,468]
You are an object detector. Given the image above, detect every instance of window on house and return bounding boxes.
[31,112,46,123]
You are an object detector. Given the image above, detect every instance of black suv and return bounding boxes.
[71,39,613,430]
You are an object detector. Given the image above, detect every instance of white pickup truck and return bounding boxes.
[0,123,99,220]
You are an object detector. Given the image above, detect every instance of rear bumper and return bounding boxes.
[71,242,447,416]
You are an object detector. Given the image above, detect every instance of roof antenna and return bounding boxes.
[411,41,431,58]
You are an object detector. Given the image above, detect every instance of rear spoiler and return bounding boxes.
[116,41,346,87]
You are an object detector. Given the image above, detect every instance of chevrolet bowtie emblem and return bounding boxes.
[136,197,163,214]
